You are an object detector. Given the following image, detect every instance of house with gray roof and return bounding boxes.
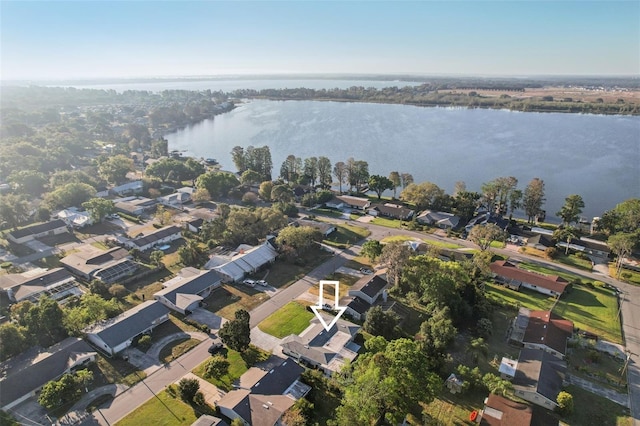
[61,244,137,283]
[0,267,80,303]
[416,210,461,229]
[370,203,414,220]
[205,242,278,283]
[84,301,170,356]
[326,195,370,211]
[512,348,567,409]
[0,337,97,410]
[154,267,222,314]
[281,314,361,376]
[6,219,69,244]
[216,357,310,426]
[292,218,336,236]
[126,225,182,251]
[110,180,144,196]
[342,270,389,320]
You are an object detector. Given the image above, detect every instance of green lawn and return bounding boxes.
[561,385,631,426]
[258,301,314,338]
[555,253,593,271]
[371,217,404,228]
[486,282,622,343]
[323,223,371,248]
[310,207,345,218]
[424,239,465,249]
[158,338,202,363]
[518,261,593,284]
[381,234,415,243]
[193,349,248,392]
[614,265,640,285]
[114,389,199,426]
[421,389,485,425]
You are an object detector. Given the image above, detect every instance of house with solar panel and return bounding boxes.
[154,267,222,314]
[0,268,80,303]
[84,300,170,357]
[60,244,138,284]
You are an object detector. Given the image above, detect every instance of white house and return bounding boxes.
[154,268,222,314]
[158,191,191,208]
[110,180,144,196]
[205,242,278,283]
[0,337,97,410]
[85,301,170,357]
[7,219,69,244]
[326,195,370,211]
[60,244,138,284]
[512,348,567,410]
[126,225,182,251]
[416,210,461,229]
[0,268,80,303]
[343,270,389,320]
[490,260,569,297]
[56,208,94,228]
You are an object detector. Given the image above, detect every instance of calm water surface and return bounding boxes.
[166,99,640,220]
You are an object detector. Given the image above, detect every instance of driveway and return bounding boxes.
[250,327,284,354]
[187,308,225,331]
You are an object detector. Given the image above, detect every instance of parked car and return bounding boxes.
[323,303,333,311]
[243,279,256,287]
[256,280,268,287]
[208,341,223,354]
[360,268,373,274]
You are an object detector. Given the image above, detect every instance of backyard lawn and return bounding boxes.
[421,389,485,425]
[258,301,314,338]
[561,385,631,426]
[192,347,270,392]
[485,282,555,311]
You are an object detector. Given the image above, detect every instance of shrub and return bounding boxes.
[204,355,230,379]
[476,318,493,338]
[178,378,200,402]
[108,284,128,299]
[0,262,12,269]
[137,335,152,350]
[545,247,557,259]
[557,391,574,414]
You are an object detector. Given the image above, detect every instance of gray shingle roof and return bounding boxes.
[513,348,566,402]
[131,225,181,249]
[8,219,67,239]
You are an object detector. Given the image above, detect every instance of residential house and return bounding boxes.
[205,242,278,283]
[498,357,518,380]
[115,196,157,216]
[56,208,94,228]
[110,180,144,196]
[325,195,370,211]
[60,244,138,284]
[343,271,389,320]
[185,217,205,233]
[84,300,170,357]
[281,314,361,376]
[292,218,336,237]
[416,210,461,229]
[465,212,510,233]
[557,237,610,260]
[190,415,227,426]
[6,219,68,244]
[0,337,97,410]
[126,225,182,251]
[476,394,533,426]
[525,234,554,251]
[216,357,311,426]
[369,203,414,220]
[0,268,80,303]
[508,308,574,359]
[511,348,567,409]
[157,191,191,208]
[154,268,222,314]
[490,260,569,297]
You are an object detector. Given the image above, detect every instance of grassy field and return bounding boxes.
[158,338,202,363]
[310,207,345,218]
[192,349,249,392]
[323,223,371,248]
[258,247,334,288]
[486,282,622,343]
[611,264,640,285]
[114,389,201,426]
[518,261,593,284]
[371,217,404,228]
[308,272,360,299]
[203,285,270,320]
[258,301,314,338]
[421,389,485,425]
[424,239,465,249]
[561,385,631,426]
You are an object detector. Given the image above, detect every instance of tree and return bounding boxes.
[74,369,94,392]
[453,190,482,223]
[388,171,401,198]
[150,250,165,267]
[557,391,574,414]
[598,198,640,235]
[154,204,173,226]
[219,309,251,352]
[258,181,273,201]
[400,182,445,210]
[276,226,323,255]
[45,182,96,210]
[553,226,579,255]
[82,198,115,223]
[271,184,293,203]
[191,187,211,204]
[98,154,134,184]
[468,224,506,251]
[361,240,383,262]
[196,171,239,199]
[363,306,398,340]
[481,373,512,396]
[609,232,638,279]
[401,256,469,308]
[178,240,207,267]
[379,241,411,288]
[557,194,585,226]
[335,338,441,425]
[240,169,262,186]
[317,156,332,189]
[231,146,246,173]
[368,175,394,200]
[400,173,414,188]
[508,189,523,218]
[0,194,29,228]
[0,323,30,361]
[333,161,346,193]
[145,158,189,182]
[417,306,456,361]
[303,157,318,186]
[38,373,79,409]
[468,337,488,364]
[204,354,230,379]
[8,170,47,196]
[523,178,546,223]
[178,377,200,402]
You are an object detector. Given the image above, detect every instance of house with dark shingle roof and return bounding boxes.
[216,357,310,426]
[326,195,370,211]
[0,267,79,303]
[126,225,182,251]
[84,300,170,356]
[0,337,97,410]
[416,210,461,229]
[478,394,533,426]
[509,308,573,359]
[512,348,567,410]
[61,244,137,283]
[490,260,569,297]
[370,203,414,220]
[348,271,389,305]
[6,219,69,244]
[154,267,222,314]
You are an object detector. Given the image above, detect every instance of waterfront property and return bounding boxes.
[0,337,97,410]
[153,267,222,314]
[84,300,170,357]
[369,203,414,221]
[416,210,461,229]
[325,195,371,211]
[292,218,336,237]
[490,260,569,297]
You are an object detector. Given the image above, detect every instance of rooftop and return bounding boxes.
[491,261,569,294]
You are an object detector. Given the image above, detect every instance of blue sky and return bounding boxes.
[1,1,638,80]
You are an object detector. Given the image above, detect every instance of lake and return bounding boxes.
[165,99,640,221]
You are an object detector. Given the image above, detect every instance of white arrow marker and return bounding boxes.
[311,280,347,332]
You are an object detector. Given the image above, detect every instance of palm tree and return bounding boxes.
[553,226,579,256]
